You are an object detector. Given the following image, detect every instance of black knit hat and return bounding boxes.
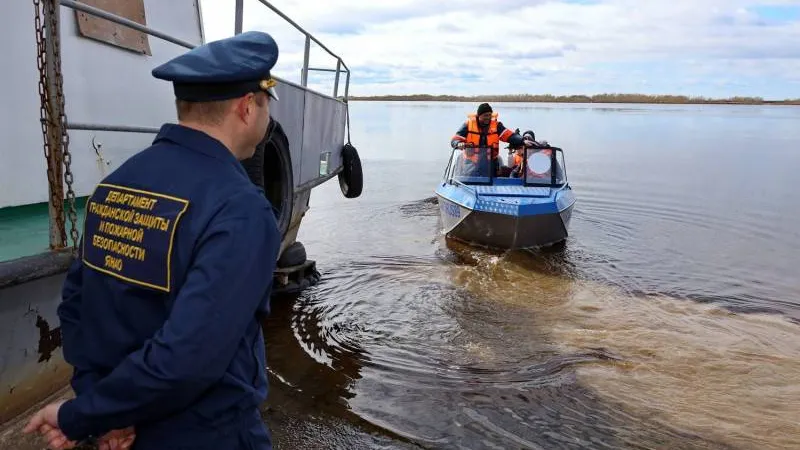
[522,130,535,141]
[477,103,492,115]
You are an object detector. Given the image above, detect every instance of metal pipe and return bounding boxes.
[60,1,349,102]
[234,0,244,35]
[44,0,67,250]
[344,70,351,100]
[273,75,345,105]
[61,0,350,100]
[66,123,161,134]
[333,60,341,98]
[254,0,346,65]
[301,35,310,87]
[307,67,340,73]
[60,0,196,49]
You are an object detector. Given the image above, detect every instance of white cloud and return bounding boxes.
[199,0,800,99]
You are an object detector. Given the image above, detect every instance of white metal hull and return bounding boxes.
[0,0,354,429]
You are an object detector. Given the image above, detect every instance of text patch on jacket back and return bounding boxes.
[82,183,190,292]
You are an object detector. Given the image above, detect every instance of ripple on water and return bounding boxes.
[269,247,786,449]
[447,250,800,450]
[271,170,800,449]
[562,178,800,320]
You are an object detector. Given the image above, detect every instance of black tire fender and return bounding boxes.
[277,241,307,268]
[242,117,294,239]
[338,143,363,199]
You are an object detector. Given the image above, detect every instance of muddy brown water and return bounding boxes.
[5,102,800,449]
[264,102,800,449]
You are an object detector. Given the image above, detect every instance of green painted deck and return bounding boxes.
[0,198,88,263]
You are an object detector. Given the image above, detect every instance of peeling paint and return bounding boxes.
[34,316,61,363]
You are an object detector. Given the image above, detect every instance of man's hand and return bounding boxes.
[22,401,76,450]
[22,400,136,450]
[98,426,136,450]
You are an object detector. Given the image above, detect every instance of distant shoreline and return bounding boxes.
[348,94,800,106]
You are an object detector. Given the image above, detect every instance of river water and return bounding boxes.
[261,101,800,450]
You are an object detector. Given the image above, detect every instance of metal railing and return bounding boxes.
[61,0,195,49]
[251,0,351,98]
[58,0,352,135]
[66,122,161,134]
[33,0,353,253]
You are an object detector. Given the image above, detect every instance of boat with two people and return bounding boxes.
[435,135,576,251]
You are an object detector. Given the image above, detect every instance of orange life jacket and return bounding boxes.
[464,112,500,162]
[506,152,525,178]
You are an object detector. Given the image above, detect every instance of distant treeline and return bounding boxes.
[349,93,800,105]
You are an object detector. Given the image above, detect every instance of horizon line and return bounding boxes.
[347,93,800,105]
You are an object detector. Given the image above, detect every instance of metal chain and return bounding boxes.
[33,0,67,248]
[47,0,80,252]
[34,0,79,253]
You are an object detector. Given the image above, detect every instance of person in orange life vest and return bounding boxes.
[508,141,526,178]
[450,103,525,174]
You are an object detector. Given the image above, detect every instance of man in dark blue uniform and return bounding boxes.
[23,31,282,450]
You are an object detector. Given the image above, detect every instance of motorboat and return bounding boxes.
[435,143,576,250]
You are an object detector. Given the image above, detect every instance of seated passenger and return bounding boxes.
[508,141,526,178]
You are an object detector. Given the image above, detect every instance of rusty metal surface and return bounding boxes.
[35,315,63,363]
[0,357,71,430]
[35,0,69,251]
[74,0,151,55]
[0,273,70,426]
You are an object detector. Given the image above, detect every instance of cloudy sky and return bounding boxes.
[198,0,800,100]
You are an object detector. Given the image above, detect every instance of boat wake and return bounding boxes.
[264,241,800,449]
[398,196,439,218]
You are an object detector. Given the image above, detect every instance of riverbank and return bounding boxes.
[349,93,800,105]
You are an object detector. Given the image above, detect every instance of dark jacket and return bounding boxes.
[56,124,279,449]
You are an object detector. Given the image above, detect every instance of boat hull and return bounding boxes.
[0,261,72,425]
[0,181,318,426]
[0,0,354,432]
[437,192,574,250]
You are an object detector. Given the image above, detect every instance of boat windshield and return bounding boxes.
[523,147,567,186]
[444,147,495,185]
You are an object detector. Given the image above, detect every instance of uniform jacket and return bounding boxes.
[56,124,280,449]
